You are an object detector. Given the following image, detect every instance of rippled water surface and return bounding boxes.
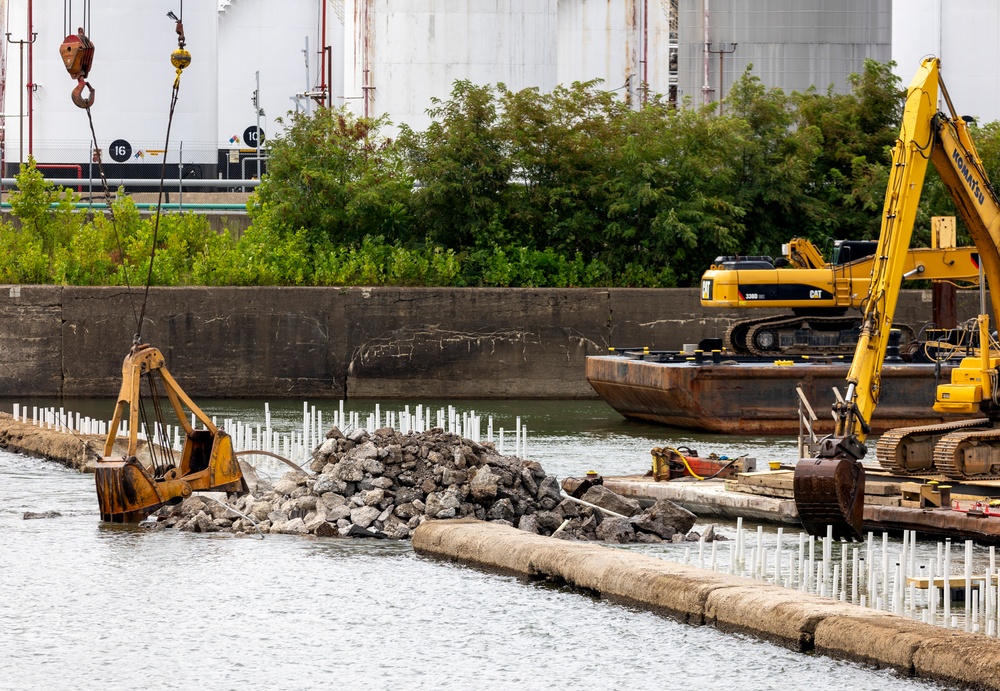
[0,400,946,690]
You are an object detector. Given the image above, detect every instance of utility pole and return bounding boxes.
[6,29,36,170]
[706,42,737,116]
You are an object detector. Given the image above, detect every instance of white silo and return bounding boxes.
[5,0,219,177]
[340,0,559,132]
[892,0,1000,123]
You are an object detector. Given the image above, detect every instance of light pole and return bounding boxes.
[252,70,265,179]
[6,30,37,171]
[706,42,737,116]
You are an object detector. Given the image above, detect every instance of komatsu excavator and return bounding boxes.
[95,344,247,522]
[701,237,980,357]
[793,57,1000,540]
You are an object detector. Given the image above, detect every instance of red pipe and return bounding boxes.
[319,0,326,92]
[642,0,648,103]
[27,0,33,156]
[36,163,83,191]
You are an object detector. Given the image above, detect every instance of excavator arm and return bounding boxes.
[794,57,1000,539]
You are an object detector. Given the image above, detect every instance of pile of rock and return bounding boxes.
[153,426,722,544]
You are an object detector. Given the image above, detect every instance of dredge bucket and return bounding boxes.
[793,457,865,541]
[95,344,247,523]
[95,456,186,523]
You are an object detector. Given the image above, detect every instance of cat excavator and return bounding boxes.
[793,57,1000,540]
[701,237,981,357]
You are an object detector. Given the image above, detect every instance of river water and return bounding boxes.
[0,399,946,689]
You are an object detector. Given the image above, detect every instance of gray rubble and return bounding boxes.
[151,426,724,543]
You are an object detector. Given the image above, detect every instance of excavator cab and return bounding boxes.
[95,344,247,522]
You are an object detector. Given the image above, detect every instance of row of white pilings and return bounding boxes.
[672,517,1000,635]
[9,400,531,469]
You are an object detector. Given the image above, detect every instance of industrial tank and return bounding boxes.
[4,0,219,179]
[675,0,890,110]
[892,0,1000,123]
[557,0,676,105]
[341,0,560,132]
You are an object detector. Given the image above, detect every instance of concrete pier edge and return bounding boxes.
[413,519,1000,690]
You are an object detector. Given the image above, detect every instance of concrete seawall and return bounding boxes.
[413,519,1000,690]
[0,413,101,470]
[0,285,985,399]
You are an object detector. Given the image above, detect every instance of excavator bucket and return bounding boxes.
[95,344,247,523]
[793,458,865,541]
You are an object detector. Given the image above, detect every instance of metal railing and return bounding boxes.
[0,177,260,188]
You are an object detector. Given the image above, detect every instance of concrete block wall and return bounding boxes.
[0,286,987,399]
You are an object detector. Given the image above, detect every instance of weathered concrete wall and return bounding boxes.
[413,520,1000,690]
[0,285,987,399]
[0,210,252,236]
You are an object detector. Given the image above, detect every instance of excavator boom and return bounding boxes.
[794,57,1000,539]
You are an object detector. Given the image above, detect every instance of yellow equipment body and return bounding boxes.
[702,239,980,356]
[95,344,247,523]
[794,58,1000,539]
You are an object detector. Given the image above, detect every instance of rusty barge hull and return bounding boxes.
[586,355,960,435]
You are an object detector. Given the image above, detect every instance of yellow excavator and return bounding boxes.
[793,57,1000,540]
[701,237,980,357]
[95,344,247,522]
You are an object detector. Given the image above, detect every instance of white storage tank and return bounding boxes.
[5,0,219,178]
[892,0,1000,123]
[557,0,676,105]
[341,0,559,132]
[675,0,890,110]
[217,0,344,181]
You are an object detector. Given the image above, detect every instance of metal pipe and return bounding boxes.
[255,70,262,179]
[558,492,627,518]
[0,202,249,210]
[27,0,33,156]
[319,0,327,93]
[0,177,260,188]
[702,0,711,106]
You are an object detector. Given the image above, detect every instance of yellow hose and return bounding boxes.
[667,446,705,480]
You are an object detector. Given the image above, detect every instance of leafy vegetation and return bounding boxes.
[7,59,1000,287]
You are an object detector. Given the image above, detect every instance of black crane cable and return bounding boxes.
[80,4,187,346]
[71,6,189,471]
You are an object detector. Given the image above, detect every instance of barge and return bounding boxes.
[586,352,960,435]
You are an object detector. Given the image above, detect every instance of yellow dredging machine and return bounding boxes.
[95,345,247,522]
[794,57,1000,540]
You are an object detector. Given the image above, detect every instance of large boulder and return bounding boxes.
[629,498,697,539]
[595,516,634,543]
[469,466,498,502]
[350,505,381,528]
[579,485,642,517]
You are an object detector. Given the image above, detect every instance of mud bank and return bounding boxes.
[413,519,1000,690]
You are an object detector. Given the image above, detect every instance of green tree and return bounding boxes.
[725,68,821,256]
[792,59,905,243]
[250,107,415,255]
[400,81,513,250]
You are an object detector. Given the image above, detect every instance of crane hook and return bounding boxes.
[60,28,95,108]
[72,79,96,109]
